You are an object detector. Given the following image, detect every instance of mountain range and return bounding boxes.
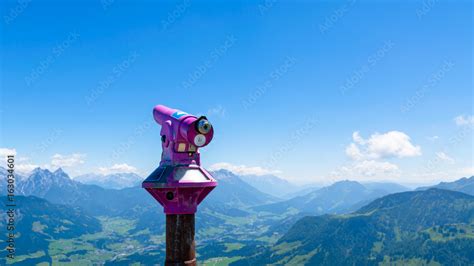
[1,166,473,265]
[253,180,409,216]
[9,168,155,217]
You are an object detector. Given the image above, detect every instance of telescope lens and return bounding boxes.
[197,119,212,134]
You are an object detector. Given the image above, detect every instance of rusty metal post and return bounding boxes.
[165,214,196,266]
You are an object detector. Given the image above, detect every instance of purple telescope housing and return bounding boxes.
[142,105,217,214]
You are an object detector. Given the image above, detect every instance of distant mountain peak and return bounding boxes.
[32,167,50,174]
[332,180,362,186]
[29,167,73,182]
[54,167,66,175]
[325,180,365,191]
[209,169,236,180]
[211,168,232,174]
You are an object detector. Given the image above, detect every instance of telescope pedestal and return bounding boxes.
[165,214,196,266]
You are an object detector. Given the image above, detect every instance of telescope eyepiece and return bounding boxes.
[196,117,212,134]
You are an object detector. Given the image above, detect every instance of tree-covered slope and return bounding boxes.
[0,196,101,262]
[233,189,474,265]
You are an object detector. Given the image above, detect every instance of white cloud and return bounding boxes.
[0,150,39,174]
[346,131,421,160]
[208,162,282,176]
[98,163,139,175]
[51,153,85,168]
[0,148,17,158]
[352,131,365,145]
[205,105,226,118]
[0,149,39,173]
[454,115,474,126]
[0,148,18,168]
[345,143,363,160]
[435,152,455,164]
[337,131,421,181]
[366,131,421,158]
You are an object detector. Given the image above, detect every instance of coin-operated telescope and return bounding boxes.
[142,105,217,265]
[143,105,217,214]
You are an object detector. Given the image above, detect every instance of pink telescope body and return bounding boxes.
[142,105,217,214]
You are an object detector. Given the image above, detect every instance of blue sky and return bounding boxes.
[0,0,472,185]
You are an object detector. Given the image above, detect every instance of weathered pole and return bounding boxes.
[165,214,196,266]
